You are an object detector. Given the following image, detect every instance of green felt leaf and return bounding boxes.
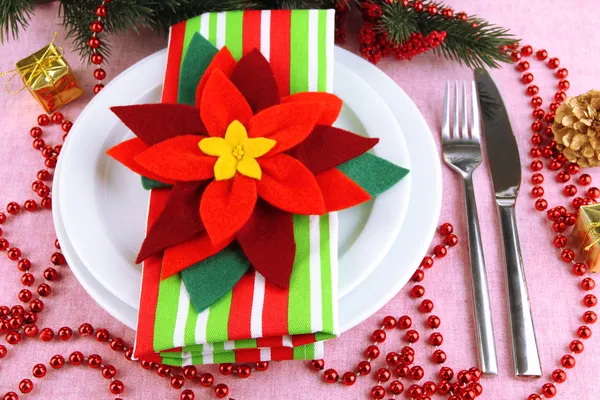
[178,33,218,106]
[181,243,250,314]
[141,176,172,190]
[338,152,409,197]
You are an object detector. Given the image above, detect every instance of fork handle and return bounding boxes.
[497,201,542,377]
[462,175,498,375]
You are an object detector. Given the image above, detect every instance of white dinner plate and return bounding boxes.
[54,47,441,332]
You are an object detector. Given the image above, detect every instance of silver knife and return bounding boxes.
[475,69,542,378]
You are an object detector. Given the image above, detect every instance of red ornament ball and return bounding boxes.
[180,390,194,400]
[323,368,338,383]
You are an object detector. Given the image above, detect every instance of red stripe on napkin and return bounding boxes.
[227,270,255,340]
[269,10,291,97]
[261,283,290,338]
[242,11,261,56]
[134,189,171,358]
[271,347,294,361]
[256,336,283,348]
[235,348,262,363]
[292,333,317,347]
[162,22,186,103]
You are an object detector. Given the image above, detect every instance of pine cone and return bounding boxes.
[553,90,600,168]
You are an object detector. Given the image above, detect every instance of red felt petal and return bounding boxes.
[106,138,176,184]
[200,69,253,138]
[195,47,237,110]
[315,168,372,211]
[248,102,323,154]
[200,175,258,245]
[280,92,342,126]
[288,125,380,174]
[134,135,215,182]
[257,154,325,215]
[230,49,280,113]
[111,104,205,146]
[136,182,207,263]
[237,200,295,289]
[161,232,234,279]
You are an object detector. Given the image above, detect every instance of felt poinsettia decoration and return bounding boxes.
[108,36,408,313]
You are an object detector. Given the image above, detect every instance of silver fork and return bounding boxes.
[442,81,498,375]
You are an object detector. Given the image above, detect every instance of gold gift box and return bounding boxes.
[573,204,600,272]
[16,42,83,114]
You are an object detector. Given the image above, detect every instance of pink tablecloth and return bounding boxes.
[0,1,597,399]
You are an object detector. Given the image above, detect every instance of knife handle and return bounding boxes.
[462,175,498,375]
[498,201,542,377]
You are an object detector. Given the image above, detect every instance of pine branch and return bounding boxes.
[0,0,36,43]
[380,2,417,44]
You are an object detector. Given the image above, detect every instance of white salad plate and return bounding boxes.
[53,46,441,332]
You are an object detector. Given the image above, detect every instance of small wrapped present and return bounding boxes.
[573,204,600,271]
[4,33,83,113]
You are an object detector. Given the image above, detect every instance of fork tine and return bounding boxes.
[470,81,481,143]
[453,80,460,139]
[461,81,469,139]
[442,81,451,141]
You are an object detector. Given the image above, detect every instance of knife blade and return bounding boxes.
[475,69,542,378]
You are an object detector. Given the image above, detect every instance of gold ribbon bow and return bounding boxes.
[0,32,64,94]
[582,222,600,252]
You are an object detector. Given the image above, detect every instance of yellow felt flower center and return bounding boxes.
[199,120,276,181]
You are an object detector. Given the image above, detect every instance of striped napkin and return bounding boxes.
[133,9,340,366]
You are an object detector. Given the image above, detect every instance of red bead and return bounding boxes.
[433,245,447,257]
[420,256,434,268]
[18,289,32,303]
[438,380,452,394]
[366,345,380,359]
[557,67,569,78]
[535,199,548,211]
[39,327,54,341]
[553,235,567,248]
[310,359,325,371]
[542,383,557,398]
[61,121,73,132]
[584,311,598,324]
[439,223,453,235]
[109,380,124,395]
[0,238,8,251]
[411,269,424,282]
[445,233,458,246]
[11,305,24,316]
[96,5,107,17]
[382,315,396,329]
[101,364,117,379]
[584,293,597,307]
[23,200,37,212]
[410,285,425,298]
[550,101,560,111]
[548,57,560,69]
[32,138,45,150]
[170,375,185,389]
[340,371,356,386]
[357,361,372,375]
[400,352,414,365]
[531,186,544,198]
[527,85,539,96]
[577,174,592,186]
[93,68,106,80]
[521,72,534,84]
[41,197,52,210]
[69,351,83,365]
[36,185,49,198]
[536,49,548,60]
[588,187,600,199]
[32,363,47,378]
[214,384,228,398]
[93,84,104,94]
[78,323,93,336]
[577,325,592,339]
[37,114,50,126]
[372,329,386,343]
[520,45,533,56]
[7,247,21,260]
[91,53,104,65]
[408,384,423,397]
[37,283,51,297]
[551,369,567,383]
[423,381,437,395]
[530,159,543,171]
[6,331,21,344]
[531,120,543,132]
[376,367,391,382]
[412,1,424,12]
[8,316,22,329]
[180,390,195,400]
[389,380,404,395]
[426,4,438,15]
[255,361,269,371]
[17,259,32,273]
[511,52,522,62]
[530,147,542,158]
[3,393,18,400]
[385,351,400,366]
[531,173,544,184]
[23,324,38,337]
[6,202,20,215]
[237,364,251,378]
[550,159,563,170]
[87,354,102,368]
[419,299,434,313]
[462,389,476,400]
[49,354,65,369]
[95,328,109,342]
[561,354,576,369]
[0,344,6,358]
[199,372,214,387]
[555,91,567,102]
[43,268,57,283]
[532,108,545,119]
[30,127,42,138]
[427,315,441,328]
[517,61,530,71]
[219,363,233,375]
[582,278,596,291]
[429,332,444,346]
[19,379,33,394]
[370,385,386,399]
[323,368,338,383]
[561,248,575,262]
[88,37,101,49]
[51,252,65,265]
[90,21,104,33]
[432,349,447,363]
[156,365,171,377]
[557,171,570,182]
[395,364,409,377]
[180,365,197,379]
[110,337,124,351]
[558,79,570,91]
[409,365,424,380]
[405,329,419,343]
[570,340,584,353]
